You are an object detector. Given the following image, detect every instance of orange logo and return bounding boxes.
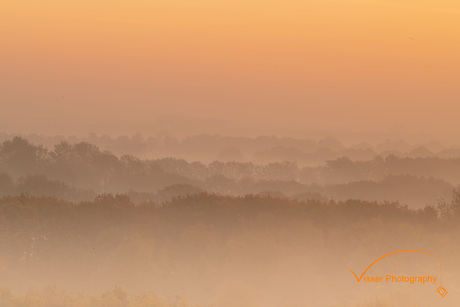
[349,250,447,297]
[437,286,448,297]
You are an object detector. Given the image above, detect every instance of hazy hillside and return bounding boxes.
[0,137,457,208]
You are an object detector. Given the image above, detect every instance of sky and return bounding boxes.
[1,0,459,141]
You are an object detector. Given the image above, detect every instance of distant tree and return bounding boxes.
[155,184,204,204]
[437,188,460,221]
[95,193,134,209]
[0,137,48,176]
[50,141,73,163]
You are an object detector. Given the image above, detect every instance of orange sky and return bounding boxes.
[1,0,459,141]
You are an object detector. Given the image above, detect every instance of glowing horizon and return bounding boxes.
[1,0,459,141]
